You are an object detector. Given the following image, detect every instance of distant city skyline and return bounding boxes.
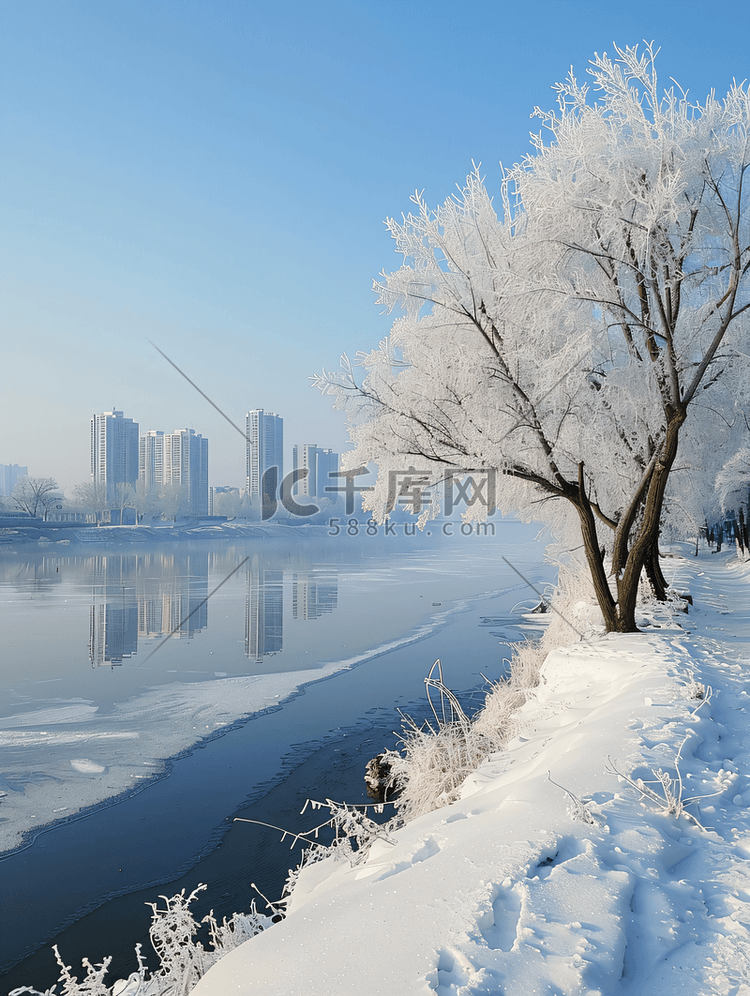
[2,399,341,501]
[55,407,338,515]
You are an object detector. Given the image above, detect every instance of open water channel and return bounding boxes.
[0,523,551,993]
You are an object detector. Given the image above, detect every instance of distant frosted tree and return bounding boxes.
[131,479,160,523]
[717,448,750,515]
[11,477,63,520]
[716,446,750,553]
[105,482,134,524]
[212,488,243,518]
[71,480,110,521]
[158,483,187,521]
[315,44,750,632]
[654,348,750,552]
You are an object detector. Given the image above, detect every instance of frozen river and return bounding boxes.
[0,523,551,989]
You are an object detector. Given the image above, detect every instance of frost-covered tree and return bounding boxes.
[130,479,160,523]
[71,480,110,516]
[716,445,750,553]
[71,480,134,523]
[315,44,750,632]
[11,477,63,520]
[157,482,187,521]
[111,482,135,523]
[717,448,750,515]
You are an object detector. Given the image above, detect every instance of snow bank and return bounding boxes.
[192,553,750,995]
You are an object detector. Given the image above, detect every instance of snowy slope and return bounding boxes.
[192,552,750,996]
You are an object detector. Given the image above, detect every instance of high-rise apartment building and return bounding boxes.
[246,410,283,502]
[292,444,338,498]
[163,429,209,516]
[90,410,139,503]
[0,464,28,496]
[139,428,208,516]
[139,430,165,491]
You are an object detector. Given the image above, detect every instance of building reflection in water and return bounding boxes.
[88,552,209,667]
[88,555,138,667]
[8,548,341,670]
[243,567,340,663]
[245,570,283,662]
[292,571,337,620]
[136,552,209,641]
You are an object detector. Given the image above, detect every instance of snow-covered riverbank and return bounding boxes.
[2,531,556,991]
[192,550,750,995]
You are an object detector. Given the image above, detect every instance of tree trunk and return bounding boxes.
[613,416,683,631]
[569,464,618,631]
[737,508,746,555]
[584,412,683,633]
[644,537,668,600]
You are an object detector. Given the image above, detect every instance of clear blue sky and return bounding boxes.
[2,0,748,491]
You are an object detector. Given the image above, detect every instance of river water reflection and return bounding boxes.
[0,524,551,986]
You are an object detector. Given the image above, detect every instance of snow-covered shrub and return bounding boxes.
[380,708,493,822]
[297,798,398,867]
[280,834,335,901]
[379,632,552,821]
[375,558,612,822]
[606,736,725,834]
[9,885,272,996]
[10,948,116,996]
[546,772,602,826]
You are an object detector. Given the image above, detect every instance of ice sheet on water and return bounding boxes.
[0,578,525,855]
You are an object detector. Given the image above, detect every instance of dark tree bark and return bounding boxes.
[645,539,668,600]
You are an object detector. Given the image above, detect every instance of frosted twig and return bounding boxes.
[606,752,723,833]
[546,771,601,825]
[688,684,713,718]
